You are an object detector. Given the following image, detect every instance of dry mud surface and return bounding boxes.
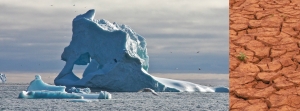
[0,84,228,111]
[230,0,300,110]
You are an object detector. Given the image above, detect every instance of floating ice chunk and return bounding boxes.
[83,88,91,93]
[67,99,99,102]
[0,73,6,83]
[68,87,91,94]
[18,90,111,99]
[18,91,83,99]
[74,91,111,99]
[27,75,66,92]
[138,88,158,96]
[98,91,111,99]
[22,75,112,99]
[213,87,229,92]
[68,87,111,99]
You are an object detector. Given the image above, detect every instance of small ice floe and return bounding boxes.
[138,88,158,96]
[66,99,98,102]
[68,87,111,99]
[27,75,66,92]
[18,75,111,99]
[18,91,83,99]
[68,87,91,94]
[0,73,6,83]
[70,90,111,99]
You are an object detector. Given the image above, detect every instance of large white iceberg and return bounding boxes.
[54,9,228,93]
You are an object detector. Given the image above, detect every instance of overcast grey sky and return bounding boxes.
[0,0,228,74]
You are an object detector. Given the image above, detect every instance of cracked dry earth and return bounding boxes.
[230,0,300,110]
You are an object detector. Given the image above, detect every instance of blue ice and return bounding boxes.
[27,75,66,92]
[53,9,229,93]
[19,75,111,99]
[18,91,83,99]
[68,87,91,94]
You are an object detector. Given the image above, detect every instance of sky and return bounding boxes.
[0,0,228,75]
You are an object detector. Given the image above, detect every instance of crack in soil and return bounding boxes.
[230,0,300,110]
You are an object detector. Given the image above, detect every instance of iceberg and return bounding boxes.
[18,90,111,99]
[27,75,66,92]
[19,75,111,99]
[18,91,83,99]
[54,9,229,93]
[0,73,6,83]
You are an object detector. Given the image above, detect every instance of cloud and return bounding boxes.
[146,36,228,55]
[0,0,228,74]
[148,54,228,74]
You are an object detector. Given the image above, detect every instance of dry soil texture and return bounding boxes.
[230,0,300,110]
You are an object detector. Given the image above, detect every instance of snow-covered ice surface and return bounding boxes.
[54,9,229,93]
[0,83,228,111]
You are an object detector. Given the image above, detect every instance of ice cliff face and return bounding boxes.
[54,9,228,92]
[62,9,149,71]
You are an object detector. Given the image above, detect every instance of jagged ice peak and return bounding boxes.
[74,9,95,21]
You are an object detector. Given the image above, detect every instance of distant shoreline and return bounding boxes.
[2,73,228,86]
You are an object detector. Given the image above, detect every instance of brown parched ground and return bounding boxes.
[230,0,300,110]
